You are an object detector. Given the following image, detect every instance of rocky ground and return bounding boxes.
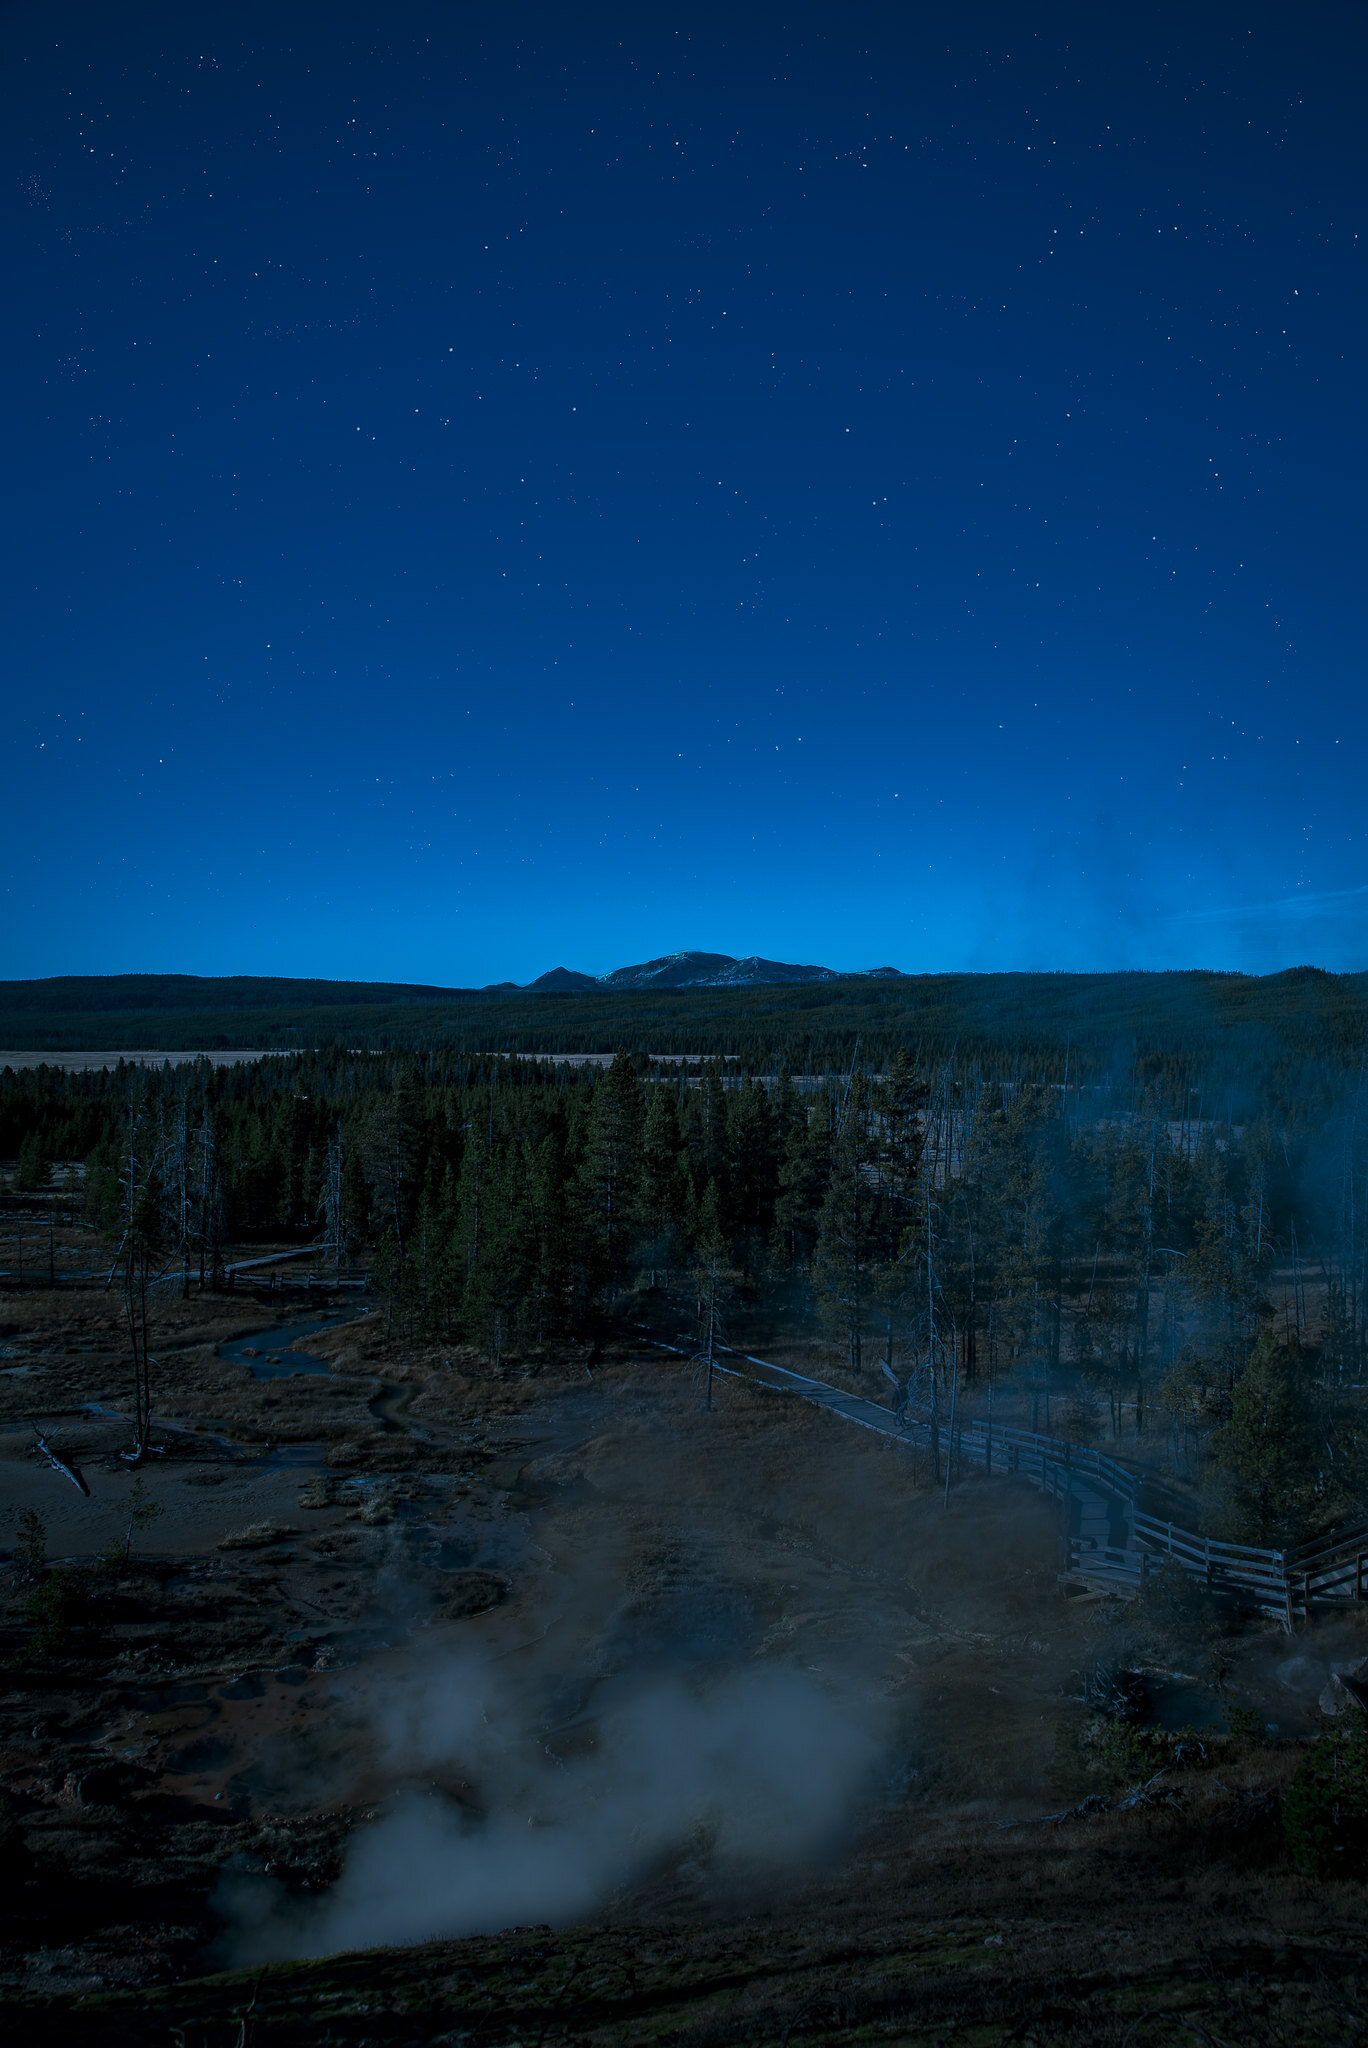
[2,1256,1368,2044]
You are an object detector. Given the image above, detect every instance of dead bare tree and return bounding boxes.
[194,1107,223,1289]
[163,1097,191,1298]
[697,1249,722,1411]
[321,1123,347,1282]
[107,1099,157,1464]
[688,1194,736,1412]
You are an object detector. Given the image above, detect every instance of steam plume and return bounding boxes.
[222,1650,881,1960]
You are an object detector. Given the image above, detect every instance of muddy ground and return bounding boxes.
[3,1265,1368,2044]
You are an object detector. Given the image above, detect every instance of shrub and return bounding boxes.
[1092,1717,1214,1784]
[11,1509,46,1588]
[118,1474,163,1559]
[24,1562,107,1657]
[1225,1705,1271,1745]
[1060,1392,1102,1444]
[1283,1724,1368,1878]
[1206,1329,1326,1546]
[217,1522,298,1550]
[1132,1556,1227,1645]
[13,1133,51,1192]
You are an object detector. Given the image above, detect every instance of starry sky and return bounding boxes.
[4,2,1366,985]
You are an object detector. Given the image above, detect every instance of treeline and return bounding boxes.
[3,969,1368,1126]
[6,1046,1368,1539]
[7,1039,1368,1543]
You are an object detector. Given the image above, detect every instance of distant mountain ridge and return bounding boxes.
[0,955,905,1017]
[524,952,902,992]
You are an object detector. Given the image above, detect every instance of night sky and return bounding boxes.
[4,3,1365,984]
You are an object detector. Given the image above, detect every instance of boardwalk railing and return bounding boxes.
[953,1419,1141,1503]
[637,1327,1364,1631]
[1069,1517,1289,1620]
[1068,1513,1368,1625]
[1283,1522,1368,1617]
[893,1405,1361,1629]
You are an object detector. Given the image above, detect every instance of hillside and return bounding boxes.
[2,968,1367,1114]
[0,974,472,1016]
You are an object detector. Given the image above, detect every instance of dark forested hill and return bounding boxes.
[0,974,471,1015]
[2,968,1367,1119]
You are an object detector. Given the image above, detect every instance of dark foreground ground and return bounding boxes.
[12,1883,1368,2046]
[2,1266,1367,2045]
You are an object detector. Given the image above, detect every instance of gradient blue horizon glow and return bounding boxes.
[3,2,1365,986]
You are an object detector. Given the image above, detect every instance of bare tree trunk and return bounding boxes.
[943,1345,959,1509]
[705,1252,717,1412]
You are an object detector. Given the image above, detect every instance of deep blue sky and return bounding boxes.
[4,2,1365,983]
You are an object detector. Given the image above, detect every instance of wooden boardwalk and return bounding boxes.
[641,1331,1368,1632]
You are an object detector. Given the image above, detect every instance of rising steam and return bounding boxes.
[221,1648,881,1961]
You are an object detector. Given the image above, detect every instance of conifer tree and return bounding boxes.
[872,1052,927,1380]
[640,1085,691,1284]
[579,1049,644,1280]
[1207,1328,1321,1545]
[365,1077,420,1259]
[109,1095,163,1463]
[813,1072,882,1375]
[454,1119,491,1292]
[774,1087,833,1271]
[689,1181,737,1410]
[724,1077,779,1273]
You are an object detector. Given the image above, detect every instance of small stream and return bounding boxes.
[8,1305,444,1454]
[368,1380,434,1439]
[219,1310,366,1380]
[218,1306,435,1441]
